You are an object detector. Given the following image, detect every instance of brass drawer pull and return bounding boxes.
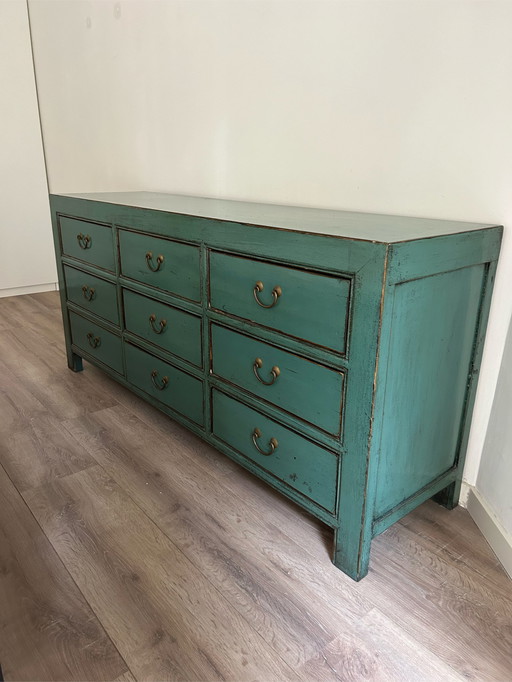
[86,332,101,349]
[149,313,167,334]
[81,285,96,301]
[77,233,92,249]
[151,369,169,390]
[253,357,280,385]
[253,281,282,309]
[146,251,164,272]
[252,427,278,456]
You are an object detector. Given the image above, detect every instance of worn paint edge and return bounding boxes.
[372,469,457,536]
[51,194,501,245]
[466,486,512,579]
[356,245,390,573]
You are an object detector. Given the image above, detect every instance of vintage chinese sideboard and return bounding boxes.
[50,192,502,580]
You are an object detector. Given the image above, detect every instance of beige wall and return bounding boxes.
[0,0,56,296]
[28,1,512,533]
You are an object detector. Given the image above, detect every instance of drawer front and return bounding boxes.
[125,343,203,426]
[119,230,200,302]
[60,216,115,271]
[64,265,119,325]
[211,324,344,435]
[123,289,202,367]
[209,252,350,354]
[69,311,123,374]
[212,390,338,512]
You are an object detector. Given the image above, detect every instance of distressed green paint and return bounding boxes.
[64,265,119,325]
[209,251,351,354]
[123,288,202,368]
[118,229,201,302]
[373,264,486,518]
[211,324,344,435]
[68,311,123,374]
[59,216,115,272]
[50,191,503,582]
[124,343,203,426]
[212,389,338,513]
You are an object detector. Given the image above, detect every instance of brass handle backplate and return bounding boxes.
[86,332,100,349]
[253,281,282,309]
[252,427,278,456]
[253,357,280,385]
[77,233,92,249]
[82,285,96,301]
[149,313,167,334]
[146,251,164,272]
[151,369,169,390]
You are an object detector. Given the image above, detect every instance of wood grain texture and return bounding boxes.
[1,413,96,492]
[0,463,127,682]
[61,405,370,669]
[299,608,466,682]
[112,671,137,682]
[0,291,510,681]
[23,465,300,682]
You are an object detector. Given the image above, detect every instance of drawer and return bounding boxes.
[211,324,344,435]
[209,252,351,354]
[64,265,119,325]
[59,216,115,271]
[123,289,202,367]
[119,230,200,302]
[69,311,123,374]
[124,343,203,426]
[212,389,338,512]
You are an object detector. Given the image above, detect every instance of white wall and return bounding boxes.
[28,1,512,533]
[0,0,56,296]
[474,316,512,556]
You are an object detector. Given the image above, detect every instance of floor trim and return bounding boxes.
[0,282,58,298]
[459,480,471,507]
[466,486,512,579]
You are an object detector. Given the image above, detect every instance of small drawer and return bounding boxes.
[124,343,203,426]
[123,289,202,367]
[59,216,115,272]
[64,265,119,325]
[69,311,123,374]
[209,252,351,354]
[211,324,344,436]
[212,389,338,513]
[119,230,200,302]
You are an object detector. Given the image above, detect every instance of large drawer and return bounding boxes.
[119,229,200,302]
[64,265,119,325]
[211,324,344,435]
[59,216,115,272]
[69,311,123,374]
[125,343,203,426]
[123,289,202,367]
[209,252,351,354]
[212,389,338,513]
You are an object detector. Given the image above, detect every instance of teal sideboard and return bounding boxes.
[49,192,502,580]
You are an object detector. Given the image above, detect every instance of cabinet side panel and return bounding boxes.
[373,264,486,519]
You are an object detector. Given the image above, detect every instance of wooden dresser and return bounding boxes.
[50,192,502,580]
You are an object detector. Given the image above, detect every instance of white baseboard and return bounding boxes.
[459,480,471,508]
[466,486,512,579]
[0,282,58,298]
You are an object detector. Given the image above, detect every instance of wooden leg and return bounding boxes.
[68,352,83,373]
[332,526,371,581]
[432,479,461,510]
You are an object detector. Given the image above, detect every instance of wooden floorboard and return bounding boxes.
[0,463,128,682]
[0,291,510,681]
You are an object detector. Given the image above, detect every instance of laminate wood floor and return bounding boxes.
[0,291,510,682]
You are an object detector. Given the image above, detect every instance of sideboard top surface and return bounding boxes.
[54,191,500,244]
